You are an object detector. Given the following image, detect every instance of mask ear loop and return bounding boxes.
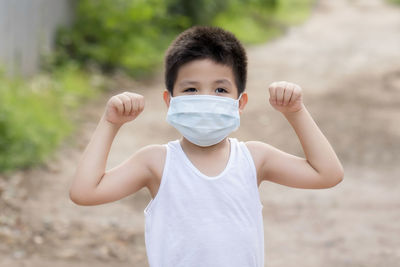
[237,93,243,100]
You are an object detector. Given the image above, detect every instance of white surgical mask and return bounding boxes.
[166,94,242,147]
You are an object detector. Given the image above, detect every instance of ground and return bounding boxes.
[1,0,400,266]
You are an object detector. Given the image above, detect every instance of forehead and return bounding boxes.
[175,59,235,85]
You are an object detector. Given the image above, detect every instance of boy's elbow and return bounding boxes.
[336,165,345,184]
[325,167,344,188]
[69,188,92,206]
[330,174,344,188]
[69,189,83,205]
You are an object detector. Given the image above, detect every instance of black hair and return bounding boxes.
[165,26,247,95]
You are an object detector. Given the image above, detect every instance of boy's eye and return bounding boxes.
[215,88,227,93]
[183,88,197,92]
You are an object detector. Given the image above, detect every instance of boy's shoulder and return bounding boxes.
[136,143,166,186]
[136,144,167,167]
[131,144,167,175]
[244,140,272,154]
[119,144,166,199]
[243,140,275,169]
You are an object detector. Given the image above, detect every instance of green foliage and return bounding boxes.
[0,64,104,174]
[53,0,315,75]
[166,0,229,26]
[213,0,313,44]
[53,0,177,77]
[213,0,278,44]
[51,0,288,77]
[388,0,400,4]
[274,0,315,25]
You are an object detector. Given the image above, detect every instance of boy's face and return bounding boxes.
[163,59,248,112]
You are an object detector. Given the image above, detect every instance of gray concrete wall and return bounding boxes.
[0,0,75,77]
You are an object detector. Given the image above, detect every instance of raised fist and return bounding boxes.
[103,91,145,126]
[268,81,304,114]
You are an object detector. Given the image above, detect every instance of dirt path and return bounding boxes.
[1,0,400,266]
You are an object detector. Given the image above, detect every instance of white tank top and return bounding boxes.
[143,138,264,267]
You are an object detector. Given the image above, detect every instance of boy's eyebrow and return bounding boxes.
[177,80,200,87]
[214,79,233,86]
[177,79,233,87]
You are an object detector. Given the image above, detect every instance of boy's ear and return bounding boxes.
[163,90,171,108]
[239,92,248,115]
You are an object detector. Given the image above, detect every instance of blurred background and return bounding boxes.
[0,0,399,266]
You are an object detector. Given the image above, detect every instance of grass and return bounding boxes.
[0,63,105,174]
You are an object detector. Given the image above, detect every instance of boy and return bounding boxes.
[69,26,344,266]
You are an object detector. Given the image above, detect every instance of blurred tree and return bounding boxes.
[166,0,228,26]
[51,0,311,77]
[53,0,176,76]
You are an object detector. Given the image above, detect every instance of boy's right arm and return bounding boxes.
[69,92,162,206]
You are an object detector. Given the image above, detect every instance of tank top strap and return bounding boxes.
[236,139,258,183]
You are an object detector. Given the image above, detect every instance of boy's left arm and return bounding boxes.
[247,81,344,189]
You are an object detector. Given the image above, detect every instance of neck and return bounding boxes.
[180,137,230,154]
